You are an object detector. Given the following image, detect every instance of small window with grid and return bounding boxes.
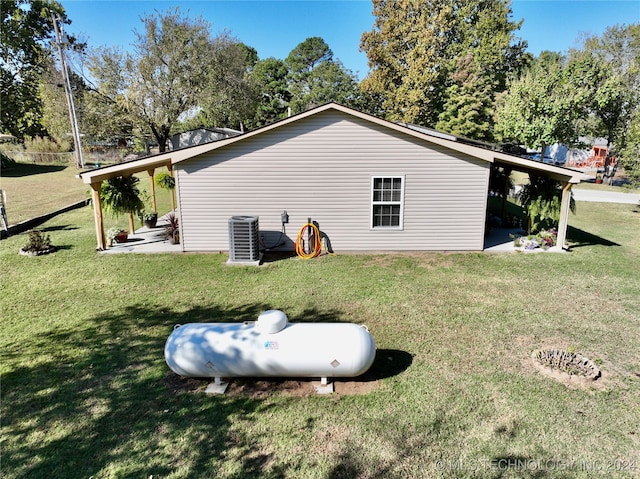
[371,176,404,229]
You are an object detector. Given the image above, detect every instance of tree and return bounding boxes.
[199,38,260,131]
[579,24,640,153]
[286,37,360,114]
[495,52,581,157]
[87,8,214,152]
[436,55,495,140]
[360,0,527,130]
[286,36,332,75]
[248,57,291,128]
[0,0,74,138]
[621,110,640,187]
[38,60,88,144]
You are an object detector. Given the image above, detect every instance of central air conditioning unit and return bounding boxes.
[228,215,261,265]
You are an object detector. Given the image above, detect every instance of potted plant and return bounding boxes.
[100,176,144,234]
[595,174,603,184]
[138,191,158,228]
[141,210,158,228]
[164,213,180,244]
[155,172,176,211]
[107,226,128,245]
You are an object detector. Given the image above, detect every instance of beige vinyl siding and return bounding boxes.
[175,110,490,252]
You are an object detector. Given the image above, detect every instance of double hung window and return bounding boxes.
[371,176,404,229]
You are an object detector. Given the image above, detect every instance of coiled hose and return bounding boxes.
[295,222,322,259]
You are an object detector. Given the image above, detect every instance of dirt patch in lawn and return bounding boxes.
[163,373,381,398]
[229,377,381,397]
[162,349,411,398]
[522,350,618,391]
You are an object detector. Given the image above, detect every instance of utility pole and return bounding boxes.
[51,14,84,169]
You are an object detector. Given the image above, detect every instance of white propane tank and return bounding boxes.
[164,310,376,379]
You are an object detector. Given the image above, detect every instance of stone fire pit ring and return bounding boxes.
[532,349,601,381]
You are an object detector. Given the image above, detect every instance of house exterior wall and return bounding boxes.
[174,110,490,252]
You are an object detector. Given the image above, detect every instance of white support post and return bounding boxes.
[557,182,573,250]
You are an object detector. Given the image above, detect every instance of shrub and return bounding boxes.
[24,136,71,153]
[1,152,16,169]
[21,230,54,254]
[517,174,575,234]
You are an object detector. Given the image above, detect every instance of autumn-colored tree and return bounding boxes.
[360,0,527,134]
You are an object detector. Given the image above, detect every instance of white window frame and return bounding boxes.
[370,175,405,230]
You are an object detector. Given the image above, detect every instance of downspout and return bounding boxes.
[90,181,105,250]
[557,182,572,250]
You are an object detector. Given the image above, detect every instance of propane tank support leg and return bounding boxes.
[314,377,334,394]
[205,377,229,395]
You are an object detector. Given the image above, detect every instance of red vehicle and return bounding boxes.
[588,146,608,168]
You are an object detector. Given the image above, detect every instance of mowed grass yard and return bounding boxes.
[0,162,89,225]
[1,164,639,478]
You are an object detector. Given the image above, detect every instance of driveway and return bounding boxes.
[572,188,640,204]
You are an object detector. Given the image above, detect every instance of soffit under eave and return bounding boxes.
[492,156,582,184]
[79,157,172,184]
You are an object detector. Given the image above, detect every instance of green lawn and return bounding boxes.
[0,161,174,228]
[0,162,88,225]
[1,188,639,477]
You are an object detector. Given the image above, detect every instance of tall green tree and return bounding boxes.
[360,0,527,132]
[286,37,360,114]
[495,52,582,157]
[436,54,495,140]
[579,24,640,152]
[621,110,640,187]
[0,0,74,138]
[38,59,89,144]
[199,39,260,131]
[248,57,291,128]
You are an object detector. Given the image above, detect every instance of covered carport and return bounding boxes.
[79,155,174,251]
[488,151,584,249]
[78,138,241,251]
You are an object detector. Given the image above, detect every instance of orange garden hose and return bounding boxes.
[295,222,322,259]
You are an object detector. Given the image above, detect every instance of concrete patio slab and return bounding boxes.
[100,215,182,254]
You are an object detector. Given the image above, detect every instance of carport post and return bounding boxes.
[90,181,106,250]
[167,164,176,211]
[557,182,572,249]
[147,168,157,212]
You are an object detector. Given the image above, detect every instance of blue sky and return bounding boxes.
[61,0,640,80]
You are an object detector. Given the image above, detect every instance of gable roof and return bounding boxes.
[79,102,583,185]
